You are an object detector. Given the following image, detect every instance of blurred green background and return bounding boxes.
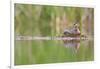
[15,4,94,37]
[14,4,94,65]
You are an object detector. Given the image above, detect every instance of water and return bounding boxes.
[15,39,94,65]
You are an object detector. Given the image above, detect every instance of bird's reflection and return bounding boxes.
[63,40,80,53]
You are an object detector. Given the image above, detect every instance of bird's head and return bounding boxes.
[74,23,79,28]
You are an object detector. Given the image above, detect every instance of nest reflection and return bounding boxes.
[63,40,81,53]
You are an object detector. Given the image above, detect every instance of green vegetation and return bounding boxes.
[15,4,94,37]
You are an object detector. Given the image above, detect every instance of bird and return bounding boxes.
[63,23,81,37]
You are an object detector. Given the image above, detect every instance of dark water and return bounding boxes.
[15,39,94,65]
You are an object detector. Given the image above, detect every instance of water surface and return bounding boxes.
[15,39,94,65]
